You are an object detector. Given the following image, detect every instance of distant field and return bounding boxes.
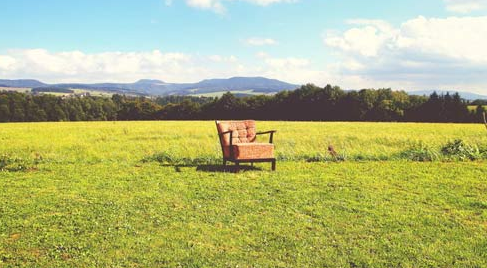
[45,88,118,97]
[468,105,487,112]
[0,87,116,97]
[0,87,30,93]
[71,88,115,97]
[189,89,274,97]
[1,121,486,267]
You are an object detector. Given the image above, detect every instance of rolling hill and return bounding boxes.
[2,78,485,100]
[0,77,299,96]
[0,79,47,88]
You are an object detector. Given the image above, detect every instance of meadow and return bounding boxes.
[189,90,273,97]
[1,121,486,267]
[469,105,487,112]
[0,87,30,93]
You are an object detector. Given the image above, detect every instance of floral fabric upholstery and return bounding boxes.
[216,120,274,160]
[217,120,257,145]
[223,143,274,160]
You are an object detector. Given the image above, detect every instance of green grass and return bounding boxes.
[468,105,487,112]
[0,87,119,97]
[1,121,486,267]
[0,87,30,93]
[34,89,116,97]
[71,88,121,97]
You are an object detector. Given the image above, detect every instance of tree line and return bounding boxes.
[0,84,485,123]
[31,87,74,94]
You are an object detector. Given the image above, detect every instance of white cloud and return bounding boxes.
[0,48,318,85]
[444,0,487,13]
[0,55,16,70]
[325,26,392,57]
[255,51,269,58]
[325,20,397,58]
[245,37,278,46]
[324,16,487,92]
[208,55,238,62]
[182,0,295,13]
[346,19,395,32]
[246,0,295,5]
[252,53,323,84]
[186,0,226,13]
[264,57,309,68]
[0,49,212,83]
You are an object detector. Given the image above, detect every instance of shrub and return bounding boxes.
[440,139,481,161]
[400,143,440,162]
[479,145,487,159]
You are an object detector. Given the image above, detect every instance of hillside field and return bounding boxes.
[188,90,274,97]
[468,105,487,112]
[0,87,30,93]
[1,121,486,267]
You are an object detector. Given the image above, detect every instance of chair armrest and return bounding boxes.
[219,130,233,136]
[256,130,277,135]
[219,130,233,146]
[219,130,234,156]
[256,130,277,144]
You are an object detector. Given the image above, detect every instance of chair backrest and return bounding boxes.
[215,120,257,147]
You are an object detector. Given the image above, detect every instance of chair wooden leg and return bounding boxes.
[223,159,227,166]
[271,160,276,171]
[235,162,240,173]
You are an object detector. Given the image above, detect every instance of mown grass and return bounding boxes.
[1,121,486,267]
[1,121,486,164]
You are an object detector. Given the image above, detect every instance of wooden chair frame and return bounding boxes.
[216,121,277,172]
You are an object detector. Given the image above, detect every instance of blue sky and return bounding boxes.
[0,0,486,93]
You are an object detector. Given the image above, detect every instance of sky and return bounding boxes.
[0,0,486,93]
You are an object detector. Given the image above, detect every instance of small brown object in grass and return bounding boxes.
[328,145,338,158]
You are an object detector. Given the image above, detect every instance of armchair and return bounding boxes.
[215,120,276,171]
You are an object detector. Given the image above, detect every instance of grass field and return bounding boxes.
[1,121,487,267]
[71,89,120,97]
[468,105,487,112]
[0,87,120,97]
[0,87,30,93]
[189,90,274,97]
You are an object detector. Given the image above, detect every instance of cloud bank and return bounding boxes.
[2,16,487,94]
[324,16,487,92]
[0,49,316,85]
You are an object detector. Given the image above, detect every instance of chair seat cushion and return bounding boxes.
[223,143,274,160]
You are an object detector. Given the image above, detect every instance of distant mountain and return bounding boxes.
[0,79,47,88]
[176,77,299,95]
[53,79,170,95]
[410,90,487,101]
[0,77,299,96]
[3,78,486,100]
[136,79,165,84]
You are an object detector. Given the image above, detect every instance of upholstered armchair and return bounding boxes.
[216,120,276,171]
